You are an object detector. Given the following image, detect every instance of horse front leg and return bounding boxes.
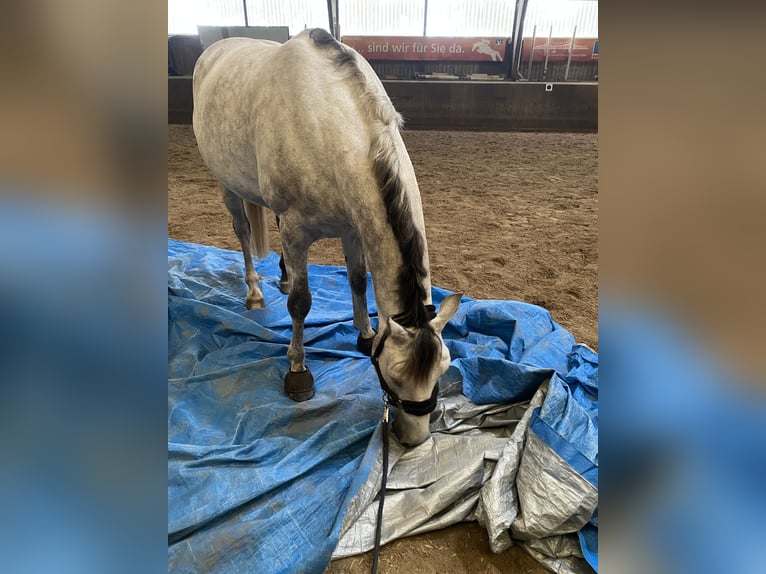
[279,218,314,401]
[341,232,376,356]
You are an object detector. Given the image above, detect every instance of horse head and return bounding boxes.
[372,293,461,446]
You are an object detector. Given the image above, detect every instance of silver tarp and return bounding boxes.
[332,379,597,574]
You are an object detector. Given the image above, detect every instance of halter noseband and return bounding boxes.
[370,306,439,417]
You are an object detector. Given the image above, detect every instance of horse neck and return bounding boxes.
[360,182,432,326]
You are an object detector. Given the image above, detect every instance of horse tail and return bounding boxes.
[244,201,270,259]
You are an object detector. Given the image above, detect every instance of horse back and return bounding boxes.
[193,31,396,225]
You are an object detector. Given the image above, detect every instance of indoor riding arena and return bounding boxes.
[168,2,598,573]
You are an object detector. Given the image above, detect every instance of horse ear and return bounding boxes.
[431,293,462,334]
[387,316,411,344]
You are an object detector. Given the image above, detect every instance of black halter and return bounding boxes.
[369,306,439,417]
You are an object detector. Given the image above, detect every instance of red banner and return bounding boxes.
[520,37,598,63]
[342,36,508,62]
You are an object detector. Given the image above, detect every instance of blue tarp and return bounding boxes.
[168,239,598,573]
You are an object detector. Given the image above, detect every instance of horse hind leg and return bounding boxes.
[341,232,376,356]
[279,216,314,401]
[275,215,290,295]
[220,185,265,309]
[278,255,289,295]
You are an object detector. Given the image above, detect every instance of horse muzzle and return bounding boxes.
[391,410,431,447]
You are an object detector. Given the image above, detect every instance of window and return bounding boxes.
[524,0,598,38]
[168,0,327,36]
[426,0,515,36]
[340,0,424,36]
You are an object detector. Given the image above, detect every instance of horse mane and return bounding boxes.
[310,29,440,382]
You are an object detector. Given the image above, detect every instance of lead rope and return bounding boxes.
[371,399,390,574]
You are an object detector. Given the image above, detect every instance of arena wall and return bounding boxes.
[169,76,596,131]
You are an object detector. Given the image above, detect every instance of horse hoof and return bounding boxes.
[285,369,314,401]
[246,297,265,310]
[357,332,377,357]
[279,281,290,295]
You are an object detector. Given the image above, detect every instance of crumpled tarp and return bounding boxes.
[168,239,598,574]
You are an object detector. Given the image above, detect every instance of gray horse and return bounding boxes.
[193,28,460,446]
